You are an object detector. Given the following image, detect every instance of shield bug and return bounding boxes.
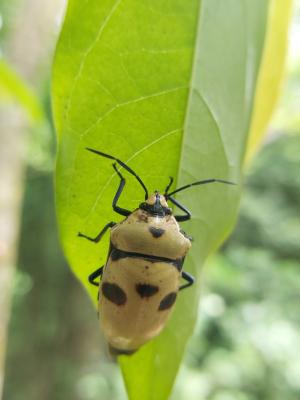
[78,148,235,355]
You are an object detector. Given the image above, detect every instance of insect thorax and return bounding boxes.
[110,209,191,260]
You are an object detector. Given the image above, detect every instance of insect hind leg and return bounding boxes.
[179,270,195,291]
[88,266,104,287]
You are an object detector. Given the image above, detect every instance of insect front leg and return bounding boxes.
[78,221,116,243]
[112,163,132,217]
[88,266,104,287]
[167,195,191,222]
[179,270,195,291]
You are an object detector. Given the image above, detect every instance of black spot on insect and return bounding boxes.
[158,292,177,311]
[145,265,149,270]
[149,226,165,238]
[102,282,127,306]
[136,283,159,298]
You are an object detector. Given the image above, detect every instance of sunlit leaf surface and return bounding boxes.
[53,1,275,399]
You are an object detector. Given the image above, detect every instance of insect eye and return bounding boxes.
[139,203,148,212]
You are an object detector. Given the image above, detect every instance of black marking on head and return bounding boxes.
[109,345,137,356]
[139,202,172,217]
[149,226,165,238]
[102,282,127,306]
[158,292,177,311]
[136,283,159,298]
[109,243,184,271]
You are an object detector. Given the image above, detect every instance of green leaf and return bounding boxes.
[245,0,293,164]
[0,58,43,122]
[53,1,274,399]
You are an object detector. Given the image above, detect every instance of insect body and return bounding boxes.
[78,148,234,355]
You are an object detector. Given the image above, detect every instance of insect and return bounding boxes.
[78,148,234,355]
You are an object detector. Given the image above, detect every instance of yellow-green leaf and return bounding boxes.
[0,58,43,122]
[245,0,293,164]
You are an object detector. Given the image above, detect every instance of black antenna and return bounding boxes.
[86,148,149,199]
[164,176,174,194]
[166,179,236,197]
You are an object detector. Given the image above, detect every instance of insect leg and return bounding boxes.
[86,148,148,199]
[167,195,191,222]
[88,266,104,287]
[179,270,195,291]
[112,163,132,217]
[78,221,116,243]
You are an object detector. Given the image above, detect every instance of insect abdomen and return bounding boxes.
[99,254,180,352]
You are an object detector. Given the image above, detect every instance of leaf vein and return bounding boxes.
[64,0,123,126]
[79,85,188,138]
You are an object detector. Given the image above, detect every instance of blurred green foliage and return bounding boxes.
[274,62,300,132]
[0,58,43,121]
[0,0,19,46]
[4,133,300,400]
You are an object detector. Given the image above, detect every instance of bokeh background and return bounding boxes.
[1,1,300,399]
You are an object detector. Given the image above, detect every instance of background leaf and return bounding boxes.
[0,58,43,122]
[245,0,293,164]
[52,1,282,399]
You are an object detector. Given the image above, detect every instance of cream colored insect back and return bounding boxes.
[100,259,180,351]
[111,209,190,259]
